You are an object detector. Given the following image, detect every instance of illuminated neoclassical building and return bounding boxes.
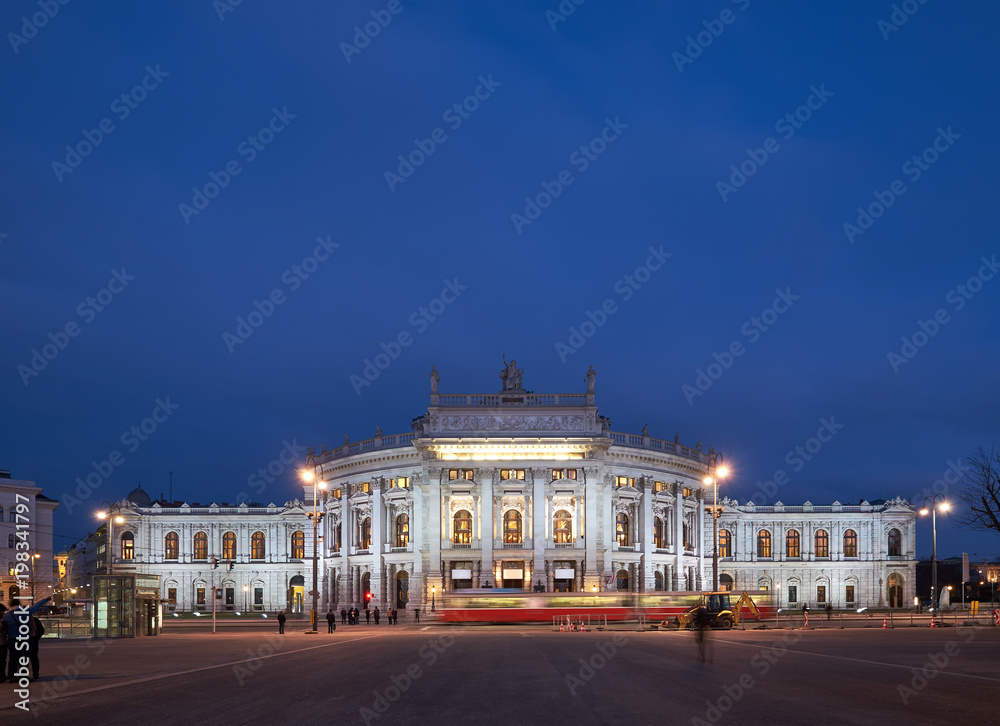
[92,363,916,613]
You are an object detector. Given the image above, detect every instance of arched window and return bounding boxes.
[164,532,179,560]
[453,510,472,544]
[616,513,630,547]
[121,532,134,560]
[815,529,829,558]
[843,529,858,558]
[757,530,772,558]
[360,517,372,550]
[616,569,629,591]
[222,531,237,560]
[503,510,522,545]
[251,531,266,560]
[193,532,208,560]
[888,528,902,556]
[786,529,801,558]
[395,514,409,548]
[720,573,734,592]
[718,529,731,558]
[7,533,14,549]
[887,573,903,607]
[654,571,664,591]
[553,510,572,544]
[653,516,664,549]
[291,531,305,559]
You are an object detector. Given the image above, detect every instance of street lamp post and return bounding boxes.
[96,502,126,575]
[919,494,949,611]
[704,453,729,592]
[301,454,328,634]
[243,584,248,613]
[431,586,436,612]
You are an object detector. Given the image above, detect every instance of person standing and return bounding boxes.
[415,607,420,623]
[326,610,336,633]
[374,606,380,625]
[28,615,44,681]
[341,607,347,625]
[826,602,833,621]
[2,597,51,682]
[277,610,286,634]
[365,608,371,625]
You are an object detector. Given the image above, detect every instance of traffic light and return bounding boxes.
[365,592,371,603]
[212,557,219,569]
[228,560,234,571]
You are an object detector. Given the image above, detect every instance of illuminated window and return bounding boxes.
[843,529,858,558]
[222,531,237,560]
[291,531,305,559]
[121,532,134,560]
[616,513,630,547]
[500,470,525,480]
[653,481,665,492]
[757,531,772,558]
[653,516,664,549]
[360,518,372,550]
[449,469,475,480]
[357,482,371,494]
[396,514,409,548]
[453,510,472,544]
[165,532,179,560]
[553,510,572,544]
[615,476,634,488]
[193,532,208,560]
[888,528,901,556]
[682,487,692,498]
[196,587,205,606]
[719,529,731,558]
[394,477,410,489]
[503,510,523,544]
[846,585,855,603]
[552,469,577,480]
[331,489,342,499]
[251,531,266,560]
[815,529,829,558]
[719,574,734,592]
[817,585,827,603]
[167,587,177,605]
[786,530,800,558]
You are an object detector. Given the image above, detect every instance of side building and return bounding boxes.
[0,469,59,607]
[73,365,917,613]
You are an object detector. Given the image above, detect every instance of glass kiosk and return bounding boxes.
[92,573,162,638]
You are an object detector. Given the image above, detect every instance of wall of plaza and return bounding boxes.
[78,371,917,613]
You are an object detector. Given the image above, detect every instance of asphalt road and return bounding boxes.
[2,624,998,725]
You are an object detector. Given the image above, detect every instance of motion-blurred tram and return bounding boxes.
[438,589,775,624]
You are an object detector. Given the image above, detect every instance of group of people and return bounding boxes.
[334,606,405,628]
[0,597,51,683]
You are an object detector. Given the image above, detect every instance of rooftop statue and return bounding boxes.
[584,364,596,393]
[430,365,440,394]
[499,354,523,391]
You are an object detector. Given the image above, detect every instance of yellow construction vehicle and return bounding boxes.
[666,591,763,630]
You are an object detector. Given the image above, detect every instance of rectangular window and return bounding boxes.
[682,487,692,498]
[167,588,177,607]
[395,477,410,489]
[817,585,826,603]
[500,469,525,480]
[788,585,797,603]
[196,587,206,607]
[654,481,665,492]
[357,481,371,494]
[846,585,855,604]
[615,476,634,488]
[551,469,577,480]
[450,469,474,480]
[254,586,264,610]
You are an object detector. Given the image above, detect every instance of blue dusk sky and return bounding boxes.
[1,1,998,560]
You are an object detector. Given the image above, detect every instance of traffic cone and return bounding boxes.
[559,622,564,632]
[882,617,887,629]
[929,615,936,628]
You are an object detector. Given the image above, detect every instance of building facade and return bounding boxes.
[0,470,59,607]
[82,365,916,612]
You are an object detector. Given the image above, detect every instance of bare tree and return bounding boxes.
[956,445,1000,536]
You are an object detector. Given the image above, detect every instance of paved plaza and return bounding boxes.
[1,623,998,725]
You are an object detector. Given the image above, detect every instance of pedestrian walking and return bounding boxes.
[392,608,398,625]
[341,608,347,625]
[692,606,711,663]
[374,606,380,625]
[415,607,420,623]
[326,610,336,633]
[277,610,286,634]
[365,608,371,625]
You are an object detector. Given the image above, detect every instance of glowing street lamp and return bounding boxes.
[919,495,949,610]
[705,454,729,591]
[96,504,126,575]
[300,456,328,634]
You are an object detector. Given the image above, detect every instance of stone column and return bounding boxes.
[428,467,444,602]
[533,468,546,590]
[584,467,599,590]
[673,484,683,589]
[697,491,705,590]
[481,473,494,586]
